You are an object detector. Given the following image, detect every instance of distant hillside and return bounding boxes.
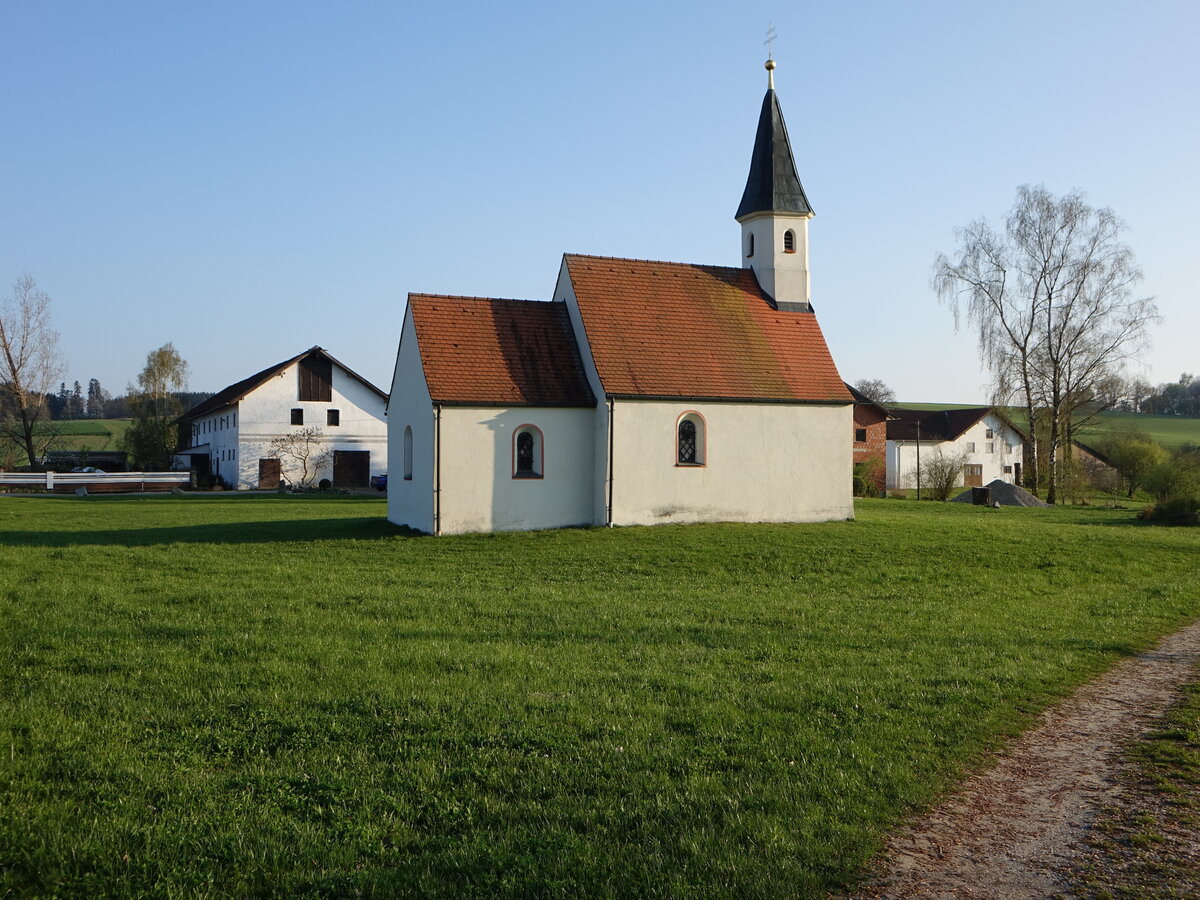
[53,419,132,453]
[891,404,1200,450]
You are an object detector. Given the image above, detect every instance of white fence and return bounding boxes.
[0,472,191,492]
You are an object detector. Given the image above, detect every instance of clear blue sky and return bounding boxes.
[2,1,1196,403]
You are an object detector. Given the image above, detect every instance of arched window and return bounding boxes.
[402,425,413,480]
[676,412,706,466]
[783,229,796,253]
[513,425,543,478]
[747,232,755,258]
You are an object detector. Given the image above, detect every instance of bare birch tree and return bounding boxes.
[934,186,1156,503]
[0,274,66,468]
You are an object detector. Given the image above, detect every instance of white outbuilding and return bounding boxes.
[386,60,855,534]
[884,407,1026,491]
[177,347,387,489]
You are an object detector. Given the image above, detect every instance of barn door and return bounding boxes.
[963,464,984,487]
[333,450,370,489]
[259,458,281,489]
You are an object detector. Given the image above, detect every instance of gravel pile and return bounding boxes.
[951,479,1049,507]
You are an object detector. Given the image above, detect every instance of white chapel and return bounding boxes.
[386,61,854,534]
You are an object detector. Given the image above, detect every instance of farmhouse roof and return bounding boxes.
[846,383,897,419]
[735,86,813,221]
[886,407,1024,442]
[564,254,850,403]
[180,347,387,420]
[408,295,596,407]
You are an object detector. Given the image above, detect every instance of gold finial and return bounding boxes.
[764,24,777,89]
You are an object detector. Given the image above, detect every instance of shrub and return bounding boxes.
[914,448,969,501]
[1139,496,1200,526]
[1141,454,1200,502]
[852,456,885,497]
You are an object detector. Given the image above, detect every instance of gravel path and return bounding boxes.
[849,618,1200,899]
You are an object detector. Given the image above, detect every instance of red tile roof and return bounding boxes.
[565,254,851,403]
[409,295,595,407]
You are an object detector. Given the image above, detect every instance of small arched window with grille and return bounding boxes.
[513,425,543,478]
[783,229,796,253]
[402,425,413,480]
[676,412,706,466]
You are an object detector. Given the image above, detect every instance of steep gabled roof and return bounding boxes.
[735,88,813,221]
[408,295,595,407]
[180,347,386,420]
[886,407,1007,442]
[565,254,850,403]
[846,383,897,419]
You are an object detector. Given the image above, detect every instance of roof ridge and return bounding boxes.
[409,292,550,304]
[565,253,747,274]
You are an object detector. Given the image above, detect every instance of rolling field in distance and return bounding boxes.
[2,495,1198,896]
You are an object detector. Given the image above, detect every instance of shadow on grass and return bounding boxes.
[0,517,420,547]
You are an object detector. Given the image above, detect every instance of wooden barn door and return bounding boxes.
[258,458,281,489]
[333,451,370,489]
[963,464,984,487]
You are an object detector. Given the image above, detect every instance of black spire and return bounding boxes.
[735,85,813,221]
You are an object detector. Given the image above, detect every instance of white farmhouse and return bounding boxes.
[885,408,1025,491]
[177,347,387,489]
[387,60,855,534]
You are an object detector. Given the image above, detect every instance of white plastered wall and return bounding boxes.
[387,308,435,533]
[234,358,388,489]
[436,406,595,534]
[553,261,609,526]
[609,399,854,526]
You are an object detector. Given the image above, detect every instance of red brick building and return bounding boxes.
[848,383,890,494]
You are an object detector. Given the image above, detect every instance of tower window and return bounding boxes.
[784,229,796,253]
[512,425,543,478]
[747,233,755,258]
[403,425,413,480]
[676,412,706,466]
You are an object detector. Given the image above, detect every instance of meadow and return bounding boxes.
[2,496,1198,897]
[51,418,131,453]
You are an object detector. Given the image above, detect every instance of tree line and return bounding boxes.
[1,273,203,470]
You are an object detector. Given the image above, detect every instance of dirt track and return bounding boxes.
[849,619,1200,899]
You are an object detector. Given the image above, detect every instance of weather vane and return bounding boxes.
[764,23,777,60]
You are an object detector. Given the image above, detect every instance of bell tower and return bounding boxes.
[736,58,814,312]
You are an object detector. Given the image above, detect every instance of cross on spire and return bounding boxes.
[764,23,777,60]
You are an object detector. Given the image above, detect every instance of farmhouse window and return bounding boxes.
[986,442,995,454]
[986,428,995,438]
[299,354,333,402]
[855,428,867,443]
[1004,465,1013,474]
[513,426,543,478]
[327,409,340,427]
[1005,443,1014,453]
[676,412,705,466]
[291,408,304,426]
[965,442,976,453]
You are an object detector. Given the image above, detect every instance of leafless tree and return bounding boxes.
[934,186,1157,503]
[852,378,897,406]
[0,274,66,468]
[914,447,969,501]
[269,426,330,487]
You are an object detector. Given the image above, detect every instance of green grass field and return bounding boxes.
[51,417,132,452]
[2,496,1198,896]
